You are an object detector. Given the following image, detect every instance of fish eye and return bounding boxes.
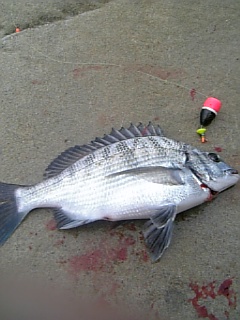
[208,152,220,162]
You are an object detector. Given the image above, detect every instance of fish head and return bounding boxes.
[186,149,239,192]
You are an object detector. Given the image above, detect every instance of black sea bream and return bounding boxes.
[0,123,239,261]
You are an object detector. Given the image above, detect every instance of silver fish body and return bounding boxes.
[0,123,239,261]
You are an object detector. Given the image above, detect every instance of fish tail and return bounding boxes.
[0,182,29,245]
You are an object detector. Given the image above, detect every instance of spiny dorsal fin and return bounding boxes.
[44,122,164,179]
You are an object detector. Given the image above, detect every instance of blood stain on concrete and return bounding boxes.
[124,222,137,231]
[72,63,184,81]
[190,88,196,101]
[217,279,236,308]
[189,278,237,319]
[66,222,150,283]
[214,146,223,152]
[69,249,103,272]
[72,65,103,79]
[64,226,154,316]
[68,234,136,274]
[45,219,57,231]
[139,232,145,242]
[124,64,185,80]
[139,250,149,262]
[31,79,43,85]
[54,238,65,246]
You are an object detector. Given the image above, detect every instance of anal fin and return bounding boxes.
[53,208,94,229]
[143,204,176,262]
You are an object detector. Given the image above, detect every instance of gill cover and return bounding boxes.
[186,149,239,192]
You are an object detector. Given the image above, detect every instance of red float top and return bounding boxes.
[203,97,222,114]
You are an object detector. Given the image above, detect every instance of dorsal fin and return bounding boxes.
[44,122,164,179]
[44,145,91,179]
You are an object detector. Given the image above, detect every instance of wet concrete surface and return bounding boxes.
[0,0,239,319]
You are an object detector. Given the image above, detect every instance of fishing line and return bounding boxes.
[28,43,208,98]
[1,12,208,101]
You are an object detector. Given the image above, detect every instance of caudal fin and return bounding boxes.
[0,182,28,245]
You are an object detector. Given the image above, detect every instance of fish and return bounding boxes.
[0,123,239,261]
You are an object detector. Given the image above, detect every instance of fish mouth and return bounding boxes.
[200,183,219,197]
[209,188,219,196]
[201,171,239,194]
[226,168,238,175]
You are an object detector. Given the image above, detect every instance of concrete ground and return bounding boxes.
[0,0,239,319]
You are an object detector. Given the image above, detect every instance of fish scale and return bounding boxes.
[0,122,238,262]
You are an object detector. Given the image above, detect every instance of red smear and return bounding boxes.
[69,247,127,273]
[190,88,196,101]
[140,250,149,262]
[125,222,137,231]
[69,249,103,272]
[189,282,217,319]
[72,64,184,81]
[139,232,144,242]
[153,116,160,121]
[122,235,136,246]
[45,219,57,231]
[113,247,128,261]
[64,230,152,316]
[67,225,150,278]
[72,66,103,79]
[136,249,149,262]
[31,79,42,85]
[68,235,135,274]
[189,279,236,319]
[214,147,223,152]
[217,279,236,308]
[110,229,149,263]
[72,68,82,78]
[109,229,124,239]
[54,239,64,246]
[125,64,185,80]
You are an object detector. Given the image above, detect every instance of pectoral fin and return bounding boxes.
[109,167,185,186]
[143,204,176,262]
